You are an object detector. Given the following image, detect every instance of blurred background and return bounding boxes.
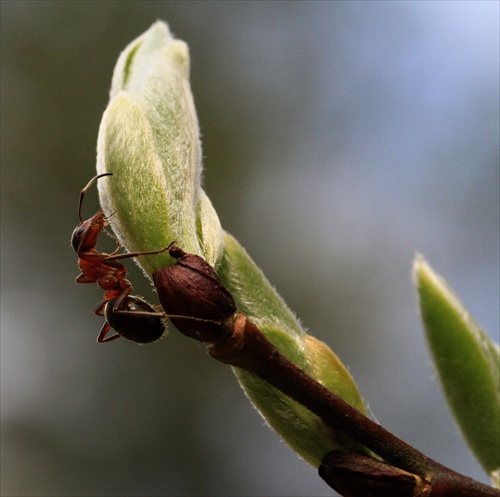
[1,1,498,495]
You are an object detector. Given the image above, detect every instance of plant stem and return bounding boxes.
[153,244,497,495]
[209,313,498,496]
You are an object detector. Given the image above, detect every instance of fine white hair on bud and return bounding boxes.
[96,21,222,275]
[94,22,368,468]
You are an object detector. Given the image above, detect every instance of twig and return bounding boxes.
[152,245,498,496]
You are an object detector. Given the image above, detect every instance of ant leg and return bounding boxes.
[94,300,107,317]
[109,245,121,256]
[110,309,166,318]
[97,322,121,343]
[102,248,167,263]
[102,242,175,264]
[111,287,133,313]
[163,314,221,325]
[106,301,221,326]
[76,273,97,284]
[110,308,221,326]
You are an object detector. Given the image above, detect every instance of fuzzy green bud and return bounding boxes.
[96,21,222,275]
[95,21,367,468]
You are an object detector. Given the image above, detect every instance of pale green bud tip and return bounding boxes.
[413,254,470,324]
[303,334,367,416]
[491,468,500,489]
[96,22,222,275]
[110,21,190,98]
[413,254,500,474]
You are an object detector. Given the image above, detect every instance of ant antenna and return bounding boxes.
[78,172,113,223]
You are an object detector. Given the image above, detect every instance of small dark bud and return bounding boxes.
[319,451,424,497]
[152,244,237,342]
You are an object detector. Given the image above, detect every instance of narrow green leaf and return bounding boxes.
[413,255,500,476]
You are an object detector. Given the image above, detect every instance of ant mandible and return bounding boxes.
[72,173,170,343]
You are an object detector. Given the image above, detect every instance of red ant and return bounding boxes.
[73,173,220,344]
[72,173,172,343]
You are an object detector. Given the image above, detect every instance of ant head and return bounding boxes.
[71,212,107,254]
[72,173,113,254]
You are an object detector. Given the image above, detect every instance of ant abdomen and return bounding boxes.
[104,296,166,344]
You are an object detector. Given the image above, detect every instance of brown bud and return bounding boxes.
[152,244,237,342]
[319,451,427,497]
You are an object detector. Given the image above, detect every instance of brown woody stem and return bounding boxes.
[152,245,497,496]
[208,313,498,497]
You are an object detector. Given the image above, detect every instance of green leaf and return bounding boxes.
[414,255,500,477]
